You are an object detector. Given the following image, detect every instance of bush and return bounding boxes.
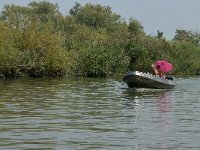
[72,45,129,77]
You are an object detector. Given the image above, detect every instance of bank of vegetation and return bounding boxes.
[0,1,200,78]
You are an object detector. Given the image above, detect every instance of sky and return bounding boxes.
[0,0,200,39]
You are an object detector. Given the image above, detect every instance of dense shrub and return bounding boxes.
[0,1,199,78]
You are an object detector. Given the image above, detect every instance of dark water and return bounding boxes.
[0,76,200,150]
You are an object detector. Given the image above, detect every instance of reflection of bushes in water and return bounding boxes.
[123,88,171,99]
[157,92,172,112]
[123,89,173,110]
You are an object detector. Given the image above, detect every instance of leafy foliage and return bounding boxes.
[0,1,199,78]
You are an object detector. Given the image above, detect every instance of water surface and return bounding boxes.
[0,76,200,150]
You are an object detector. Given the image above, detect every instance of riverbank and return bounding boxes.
[0,2,200,78]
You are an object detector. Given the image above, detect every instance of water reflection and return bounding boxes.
[0,77,200,149]
[157,92,172,113]
[154,92,173,150]
[122,88,175,150]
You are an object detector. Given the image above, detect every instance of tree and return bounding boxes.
[29,1,62,22]
[128,18,144,37]
[173,29,200,46]
[69,3,122,30]
[69,2,81,16]
[0,4,31,29]
[0,1,64,32]
[173,29,191,41]
[156,30,164,39]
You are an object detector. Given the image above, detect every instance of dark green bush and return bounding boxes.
[0,2,199,78]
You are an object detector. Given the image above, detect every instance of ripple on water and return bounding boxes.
[0,77,200,149]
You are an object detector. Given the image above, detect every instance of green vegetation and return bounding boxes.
[0,1,199,78]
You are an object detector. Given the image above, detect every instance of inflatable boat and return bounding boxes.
[123,71,176,89]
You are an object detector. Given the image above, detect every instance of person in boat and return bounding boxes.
[151,64,165,78]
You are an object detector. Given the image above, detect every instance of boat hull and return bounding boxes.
[123,71,176,89]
